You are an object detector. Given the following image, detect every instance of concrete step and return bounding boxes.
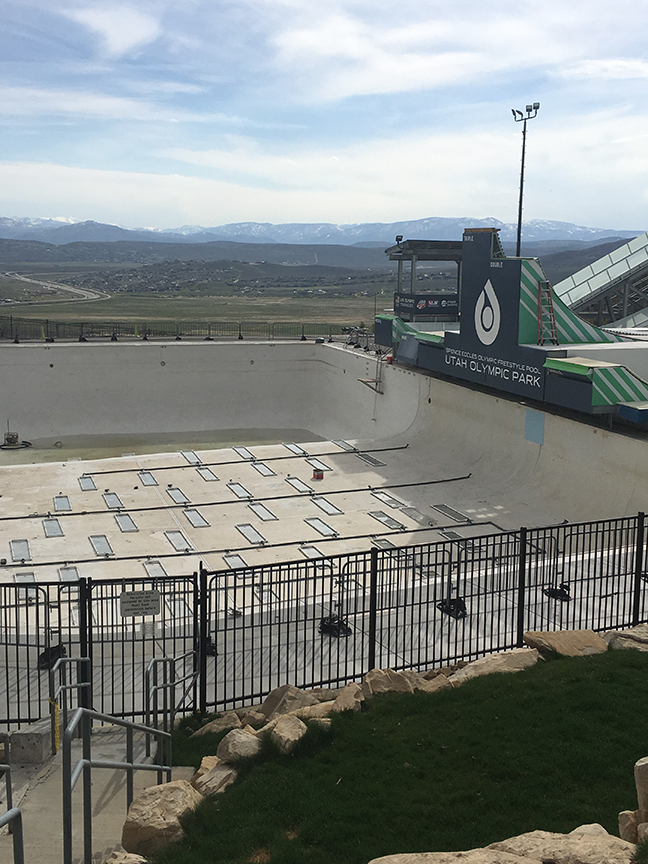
[0,724,193,864]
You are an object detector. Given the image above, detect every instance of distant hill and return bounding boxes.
[0,215,642,247]
[0,236,635,286]
[0,238,390,269]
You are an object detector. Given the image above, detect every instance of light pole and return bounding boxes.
[511,102,540,257]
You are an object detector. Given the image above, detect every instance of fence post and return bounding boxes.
[198,564,208,715]
[78,578,92,709]
[632,512,645,627]
[516,527,528,647]
[368,549,378,672]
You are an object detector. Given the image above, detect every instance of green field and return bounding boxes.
[0,292,385,326]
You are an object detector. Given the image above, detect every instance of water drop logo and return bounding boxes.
[474,279,501,345]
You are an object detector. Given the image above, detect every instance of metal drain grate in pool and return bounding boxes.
[432,504,468,522]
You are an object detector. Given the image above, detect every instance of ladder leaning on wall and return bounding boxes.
[537,280,559,345]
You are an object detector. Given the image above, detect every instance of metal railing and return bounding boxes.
[48,656,92,754]
[1,513,646,728]
[0,315,351,343]
[62,707,172,864]
[144,651,198,756]
[0,732,25,864]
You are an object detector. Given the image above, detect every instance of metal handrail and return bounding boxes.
[49,656,91,754]
[144,652,197,756]
[0,732,25,864]
[62,707,172,864]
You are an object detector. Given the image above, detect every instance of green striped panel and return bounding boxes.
[519,260,621,345]
[591,366,648,406]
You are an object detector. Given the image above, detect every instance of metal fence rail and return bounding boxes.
[0,315,346,342]
[1,514,646,727]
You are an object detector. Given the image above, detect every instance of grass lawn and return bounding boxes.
[154,650,648,864]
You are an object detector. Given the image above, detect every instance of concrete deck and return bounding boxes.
[0,724,193,864]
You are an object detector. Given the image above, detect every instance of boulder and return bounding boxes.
[523,630,608,657]
[367,826,636,864]
[102,851,148,864]
[190,711,241,737]
[290,701,337,721]
[238,709,267,729]
[191,755,221,783]
[638,824,648,842]
[362,668,415,698]
[449,649,539,684]
[422,662,468,679]
[310,687,340,702]
[331,682,364,712]
[269,714,308,753]
[192,763,238,797]
[121,780,202,855]
[259,684,319,720]
[366,850,532,864]
[418,674,452,693]
[216,728,262,763]
[604,624,648,652]
[489,826,636,864]
[403,671,452,693]
[618,810,638,844]
[635,756,648,812]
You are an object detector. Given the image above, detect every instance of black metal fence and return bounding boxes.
[1,514,646,728]
[0,315,353,342]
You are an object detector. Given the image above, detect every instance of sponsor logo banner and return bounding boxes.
[394,293,458,316]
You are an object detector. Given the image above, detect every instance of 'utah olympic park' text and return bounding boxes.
[444,348,541,387]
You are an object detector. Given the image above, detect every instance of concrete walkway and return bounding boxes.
[0,725,192,864]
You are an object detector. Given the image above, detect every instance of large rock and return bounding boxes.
[362,668,415,698]
[216,728,262,763]
[121,780,202,855]
[269,714,308,753]
[192,763,238,796]
[489,825,636,864]
[523,630,608,657]
[367,850,533,864]
[191,755,221,783]
[635,756,648,812]
[259,684,319,720]
[238,709,267,729]
[604,624,648,651]
[102,852,148,864]
[310,687,340,702]
[331,682,364,712]
[618,810,639,843]
[400,670,452,694]
[449,649,539,684]
[367,826,636,864]
[290,700,337,721]
[190,711,241,737]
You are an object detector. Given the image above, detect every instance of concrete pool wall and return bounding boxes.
[0,340,646,522]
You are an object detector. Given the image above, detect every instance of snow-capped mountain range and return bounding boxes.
[0,215,641,246]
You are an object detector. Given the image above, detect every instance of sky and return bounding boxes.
[1,0,648,230]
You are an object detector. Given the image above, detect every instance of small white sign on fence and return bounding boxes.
[120,589,161,617]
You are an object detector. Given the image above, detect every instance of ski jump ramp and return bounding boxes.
[553,230,648,325]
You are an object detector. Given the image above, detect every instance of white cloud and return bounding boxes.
[65,5,161,57]
[0,86,237,123]
[559,59,648,80]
